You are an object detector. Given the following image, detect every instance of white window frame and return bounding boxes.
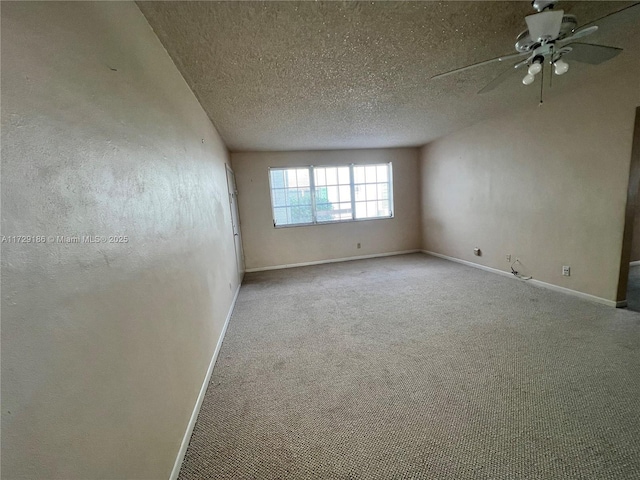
[268,163,394,228]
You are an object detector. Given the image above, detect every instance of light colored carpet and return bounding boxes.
[179,253,640,479]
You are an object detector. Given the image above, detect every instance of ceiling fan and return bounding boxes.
[432,0,633,99]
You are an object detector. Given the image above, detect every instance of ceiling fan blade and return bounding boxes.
[478,59,529,94]
[431,52,528,80]
[559,25,598,44]
[525,9,564,42]
[563,42,623,65]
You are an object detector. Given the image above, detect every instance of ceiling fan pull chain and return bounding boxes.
[539,61,544,105]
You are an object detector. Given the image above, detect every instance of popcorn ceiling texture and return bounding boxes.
[138,1,637,151]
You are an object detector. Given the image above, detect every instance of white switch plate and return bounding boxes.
[506,254,511,261]
[562,266,570,276]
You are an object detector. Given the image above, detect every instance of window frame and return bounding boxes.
[268,163,394,228]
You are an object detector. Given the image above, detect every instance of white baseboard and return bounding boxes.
[169,283,241,480]
[526,277,620,308]
[245,249,421,273]
[421,250,621,308]
[630,260,640,267]
[423,250,515,280]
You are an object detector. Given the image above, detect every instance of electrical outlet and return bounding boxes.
[473,248,481,256]
[357,242,361,249]
[562,266,570,276]
[506,254,511,262]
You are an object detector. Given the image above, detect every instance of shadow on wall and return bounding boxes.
[622,107,640,310]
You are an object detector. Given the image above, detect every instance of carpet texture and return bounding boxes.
[179,253,640,479]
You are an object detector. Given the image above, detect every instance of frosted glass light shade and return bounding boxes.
[528,61,542,75]
[522,73,535,85]
[525,10,564,42]
[554,59,569,75]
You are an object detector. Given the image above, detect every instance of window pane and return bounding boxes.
[315,186,329,204]
[316,203,331,211]
[338,202,353,219]
[365,165,377,183]
[339,185,351,202]
[273,189,286,207]
[298,188,312,205]
[314,169,341,222]
[290,204,312,224]
[354,166,365,184]
[270,169,285,188]
[297,169,310,188]
[377,183,388,200]
[315,168,326,186]
[355,200,385,219]
[289,189,299,206]
[376,164,388,182]
[316,204,333,222]
[285,169,298,188]
[326,167,338,185]
[354,184,366,202]
[366,183,377,200]
[378,200,390,216]
[274,207,288,225]
[327,186,339,202]
[338,166,350,184]
[366,201,378,217]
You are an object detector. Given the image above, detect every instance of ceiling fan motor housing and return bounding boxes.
[515,14,577,52]
[532,0,557,13]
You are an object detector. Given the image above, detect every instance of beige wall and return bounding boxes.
[420,75,639,302]
[232,149,420,269]
[630,197,640,262]
[1,3,240,479]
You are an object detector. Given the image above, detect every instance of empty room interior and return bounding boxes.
[3,1,640,479]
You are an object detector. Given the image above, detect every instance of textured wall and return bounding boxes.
[419,71,639,302]
[232,149,420,269]
[1,3,239,478]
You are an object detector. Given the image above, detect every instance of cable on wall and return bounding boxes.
[511,258,532,280]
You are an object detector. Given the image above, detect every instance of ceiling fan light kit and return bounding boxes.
[431,0,627,100]
[554,58,569,75]
[522,56,569,86]
[528,58,543,76]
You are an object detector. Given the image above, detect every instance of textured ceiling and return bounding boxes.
[138,1,640,151]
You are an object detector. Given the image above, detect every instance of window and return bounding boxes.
[269,163,393,227]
